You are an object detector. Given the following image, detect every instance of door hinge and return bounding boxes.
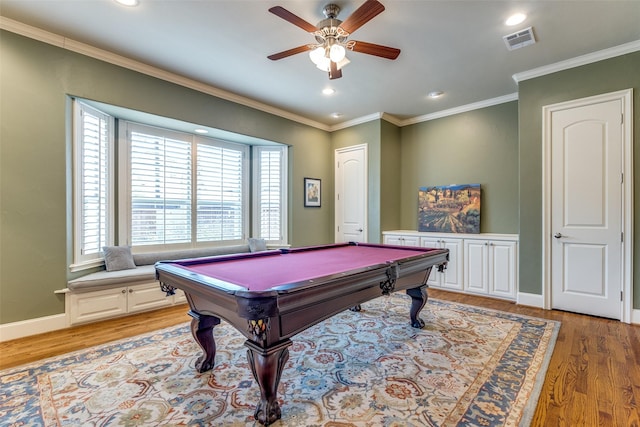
[621,113,624,125]
[337,226,340,232]
[621,173,624,184]
[621,232,624,243]
[621,291,624,301]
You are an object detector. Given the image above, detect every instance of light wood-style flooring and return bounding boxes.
[1,288,639,426]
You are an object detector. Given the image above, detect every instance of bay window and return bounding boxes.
[72,99,287,270]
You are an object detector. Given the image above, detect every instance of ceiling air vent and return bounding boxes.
[503,26,536,51]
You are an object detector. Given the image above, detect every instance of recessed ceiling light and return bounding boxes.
[194,128,209,134]
[114,0,139,6]
[322,88,336,95]
[506,13,526,26]
[331,112,342,118]
[427,91,444,99]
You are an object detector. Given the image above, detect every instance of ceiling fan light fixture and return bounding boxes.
[316,56,331,71]
[309,46,325,65]
[336,57,350,70]
[329,44,346,62]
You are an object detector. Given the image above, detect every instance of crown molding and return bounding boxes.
[399,93,519,126]
[3,16,638,134]
[513,39,640,83]
[0,17,331,132]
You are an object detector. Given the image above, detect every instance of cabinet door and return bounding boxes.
[440,238,463,290]
[128,282,173,313]
[489,241,517,299]
[384,235,404,245]
[464,240,489,294]
[421,237,441,286]
[69,288,128,325]
[402,235,420,247]
[384,234,420,247]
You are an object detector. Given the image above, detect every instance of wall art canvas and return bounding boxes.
[418,184,481,233]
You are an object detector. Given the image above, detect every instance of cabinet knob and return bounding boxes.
[121,289,126,294]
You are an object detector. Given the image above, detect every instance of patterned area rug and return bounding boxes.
[0,294,559,426]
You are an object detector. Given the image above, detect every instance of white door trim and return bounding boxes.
[541,88,633,323]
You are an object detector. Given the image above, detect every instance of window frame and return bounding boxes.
[71,101,115,272]
[118,121,250,252]
[252,145,288,245]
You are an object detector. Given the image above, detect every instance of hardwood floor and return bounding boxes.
[1,289,639,426]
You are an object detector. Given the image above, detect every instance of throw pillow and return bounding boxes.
[102,246,136,271]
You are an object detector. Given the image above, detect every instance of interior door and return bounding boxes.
[549,98,623,319]
[335,144,367,243]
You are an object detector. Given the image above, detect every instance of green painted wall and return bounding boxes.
[380,120,402,235]
[518,51,640,303]
[3,28,638,326]
[399,102,520,234]
[0,31,333,323]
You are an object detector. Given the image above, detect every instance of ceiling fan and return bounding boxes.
[267,0,401,80]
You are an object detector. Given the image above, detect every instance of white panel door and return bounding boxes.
[550,99,622,319]
[335,145,367,243]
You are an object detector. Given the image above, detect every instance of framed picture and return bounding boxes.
[304,178,321,207]
[418,183,481,233]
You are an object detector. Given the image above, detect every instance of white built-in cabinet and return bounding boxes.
[67,282,186,326]
[420,236,463,291]
[464,239,517,299]
[384,234,421,247]
[383,230,518,301]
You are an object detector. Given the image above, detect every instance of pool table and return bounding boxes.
[156,242,448,426]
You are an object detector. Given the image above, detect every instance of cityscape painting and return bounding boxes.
[418,184,481,233]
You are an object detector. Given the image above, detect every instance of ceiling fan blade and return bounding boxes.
[268,45,313,61]
[348,40,400,59]
[329,61,342,79]
[339,0,385,35]
[269,6,317,33]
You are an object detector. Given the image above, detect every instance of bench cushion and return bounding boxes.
[68,265,156,291]
[68,244,252,292]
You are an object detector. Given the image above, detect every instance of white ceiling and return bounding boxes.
[1,0,639,129]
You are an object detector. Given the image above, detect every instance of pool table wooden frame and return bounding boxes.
[156,242,449,425]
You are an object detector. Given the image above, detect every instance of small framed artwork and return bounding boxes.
[304,178,321,207]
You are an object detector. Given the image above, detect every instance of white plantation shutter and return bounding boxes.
[74,102,113,267]
[253,146,287,242]
[129,129,192,246]
[197,143,244,241]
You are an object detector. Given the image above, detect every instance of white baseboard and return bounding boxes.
[516,292,544,308]
[0,313,68,342]
[516,292,640,325]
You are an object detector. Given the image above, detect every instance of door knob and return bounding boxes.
[357,228,363,232]
[554,232,564,239]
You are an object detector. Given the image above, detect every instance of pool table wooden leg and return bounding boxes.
[406,286,428,328]
[188,310,221,373]
[245,339,292,426]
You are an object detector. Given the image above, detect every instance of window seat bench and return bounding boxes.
[58,244,252,325]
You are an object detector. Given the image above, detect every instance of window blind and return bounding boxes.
[129,131,192,246]
[79,107,110,255]
[258,149,282,240]
[197,144,244,241]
